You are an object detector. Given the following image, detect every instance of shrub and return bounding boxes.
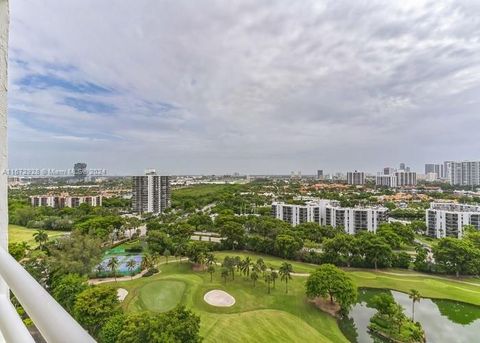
[142,267,159,277]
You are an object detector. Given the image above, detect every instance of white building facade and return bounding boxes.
[376,174,397,188]
[395,171,417,187]
[271,200,388,234]
[375,171,416,188]
[347,171,365,185]
[30,195,102,208]
[132,171,171,213]
[446,161,480,186]
[426,202,480,238]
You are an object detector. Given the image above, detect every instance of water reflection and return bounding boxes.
[339,288,480,343]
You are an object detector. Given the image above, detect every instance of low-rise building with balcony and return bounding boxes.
[271,200,388,234]
[426,202,480,238]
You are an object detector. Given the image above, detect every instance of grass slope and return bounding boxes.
[201,309,332,343]
[8,224,68,246]
[112,252,480,343]
[349,270,480,305]
[216,251,480,305]
[116,262,347,343]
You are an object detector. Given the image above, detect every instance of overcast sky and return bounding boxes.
[7,0,480,175]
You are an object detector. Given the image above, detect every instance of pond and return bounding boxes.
[338,288,480,343]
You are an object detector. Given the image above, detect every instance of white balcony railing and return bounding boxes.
[0,247,96,343]
[0,1,95,342]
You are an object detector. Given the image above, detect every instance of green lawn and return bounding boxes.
[111,252,480,343]
[348,270,480,305]
[8,224,68,246]
[216,251,480,305]
[116,262,346,343]
[136,280,186,312]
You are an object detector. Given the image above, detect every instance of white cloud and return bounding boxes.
[7,0,480,174]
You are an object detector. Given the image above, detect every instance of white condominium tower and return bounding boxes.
[375,169,416,188]
[426,202,480,238]
[395,170,416,187]
[446,161,480,186]
[132,170,171,214]
[347,171,365,185]
[376,174,397,188]
[271,200,388,234]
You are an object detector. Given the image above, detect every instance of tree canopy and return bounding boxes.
[305,263,357,313]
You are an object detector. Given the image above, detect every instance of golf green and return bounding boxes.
[138,280,186,312]
[114,252,480,343]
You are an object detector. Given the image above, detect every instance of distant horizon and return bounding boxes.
[5,162,469,178]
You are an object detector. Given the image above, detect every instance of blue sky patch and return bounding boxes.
[18,74,112,94]
[62,97,117,114]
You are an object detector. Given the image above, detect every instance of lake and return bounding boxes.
[338,288,480,343]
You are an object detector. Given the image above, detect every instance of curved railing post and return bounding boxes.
[0,248,97,343]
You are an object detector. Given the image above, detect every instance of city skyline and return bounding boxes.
[7,1,480,174]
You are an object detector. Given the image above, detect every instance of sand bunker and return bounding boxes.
[204,290,236,307]
[117,288,128,302]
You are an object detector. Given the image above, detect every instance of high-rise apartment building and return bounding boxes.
[395,170,417,187]
[347,170,365,185]
[399,163,406,170]
[132,170,171,214]
[74,162,87,180]
[383,167,395,175]
[375,169,416,188]
[317,170,324,180]
[271,200,388,234]
[443,161,454,179]
[446,161,480,186]
[425,164,441,176]
[376,174,397,188]
[426,202,480,238]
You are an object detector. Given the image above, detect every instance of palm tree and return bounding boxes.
[271,270,278,288]
[107,257,119,281]
[279,262,293,294]
[221,268,229,284]
[198,253,207,269]
[222,256,235,280]
[250,271,259,287]
[256,258,266,276]
[409,289,421,321]
[33,230,48,249]
[142,254,154,270]
[265,272,273,294]
[126,259,137,280]
[20,241,30,252]
[207,265,216,282]
[242,257,252,276]
[152,252,161,267]
[164,249,171,264]
[234,256,242,272]
[206,253,216,267]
